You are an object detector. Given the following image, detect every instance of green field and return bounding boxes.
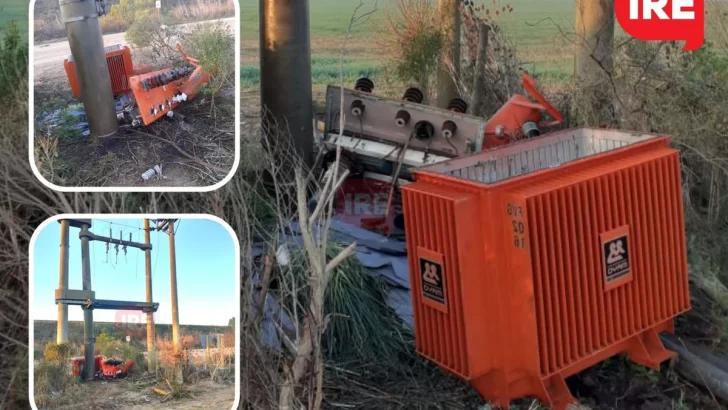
[0,0,27,33]
[242,0,728,93]
[241,0,578,91]
[242,0,574,46]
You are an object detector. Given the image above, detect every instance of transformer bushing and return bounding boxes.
[59,0,118,138]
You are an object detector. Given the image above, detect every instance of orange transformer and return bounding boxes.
[70,355,104,378]
[401,128,690,409]
[127,44,213,126]
[64,45,135,99]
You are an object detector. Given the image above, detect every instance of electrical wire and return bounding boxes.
[97,219,146,232]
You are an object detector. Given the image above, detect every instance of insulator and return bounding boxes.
[354,77,374,93]
[350,99,365,117]
[395,110,410,127]
[447,98,468,113]
[442,120,457,139]
[141,168,156,181]
[402,87,424,103]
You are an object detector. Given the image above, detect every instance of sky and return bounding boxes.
[32,217,237,327]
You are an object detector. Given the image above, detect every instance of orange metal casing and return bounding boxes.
[482,73,564,149]
[64,45,134,99]
[70,355,104,377]
[401,128,690,409]
[128,44,212,126]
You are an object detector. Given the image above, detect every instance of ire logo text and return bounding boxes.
[615,0,705,51]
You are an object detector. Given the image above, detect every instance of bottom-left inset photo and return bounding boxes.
[29,215,240,410]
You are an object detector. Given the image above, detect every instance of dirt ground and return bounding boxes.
[33,53,236,188]
[40,379,235,410]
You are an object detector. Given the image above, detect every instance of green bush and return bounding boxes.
[379,0,445,101]
[282,243,411,364]
[0,21,28,98]
[125,13,165,50]
[108,0,156,26]
[181,22,235,96]
[95,331,117,353]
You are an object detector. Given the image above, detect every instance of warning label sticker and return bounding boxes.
[603,234,631,283]
[419,257,446,305]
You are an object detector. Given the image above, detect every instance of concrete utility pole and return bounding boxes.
[144,219,156,373]
[168,220,183,384]
[259,0,314,168]
[57,220,70,345]
[436,0,462,109]
[58,0,118,138]
[80,222,95,381]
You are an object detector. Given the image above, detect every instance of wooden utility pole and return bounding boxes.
[168,219,183,384]
[575,0,615,78]
[144,219,156,373]
[574,0,615,123]
[470,23,490,117]
[259,0,314,168]
[437,0,461,108]
[56,220,70,345]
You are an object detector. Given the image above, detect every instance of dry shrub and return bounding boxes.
[43,342,72,362]
[33,0,233,42]
[458,0,522,117]
[168,0,235,24]
[99,14,130,35]
[378,0,446,103]
[182,334,195,349]
[33,361,78,408]
[379,0,521,115]
[33,17,67,43]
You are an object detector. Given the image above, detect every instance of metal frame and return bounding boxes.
[54,219,157,381]
[419,128,663,184]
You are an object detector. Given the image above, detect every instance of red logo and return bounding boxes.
[615,0,705,51]
[114,310,155,332]
[334,178,399,230]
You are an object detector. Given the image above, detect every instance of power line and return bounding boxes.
[97,219,146,232]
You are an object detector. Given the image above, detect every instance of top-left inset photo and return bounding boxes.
[29,0,240,191]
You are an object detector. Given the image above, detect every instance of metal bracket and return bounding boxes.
[62,14,98,23]
[59,219,92,229]
[55,289,159,312]
[55,289,95,306]
[79,230,153,251]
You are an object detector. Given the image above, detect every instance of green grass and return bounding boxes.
[242,56,383,88]
[0,0,27,33]
[242,0,728,90]
[242,0,575,45]
[241,0,577,88]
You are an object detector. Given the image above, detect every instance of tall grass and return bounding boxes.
[282,243,411,363]
[242,57,383,88]
[168,0,235,24]
[32,0,234,43]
